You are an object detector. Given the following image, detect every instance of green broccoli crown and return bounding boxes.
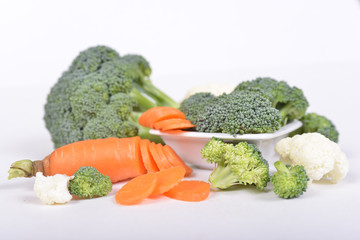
[233,77,309,125]
[271,161,309,199]
[44,46,174,148]
[292,113,339,142]
[69,166,112,198]
[201,138,270,190]
[195,90,281,135]
[179,92,216,124]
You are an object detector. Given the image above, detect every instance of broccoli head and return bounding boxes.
[44,46,177,148]
[179,92,216,125]
[271,161,309,199]
[233,77,309,125]
[195,90,281,135]
[290,112,339,142]
[201,138,270,190]
[69,166,112,198]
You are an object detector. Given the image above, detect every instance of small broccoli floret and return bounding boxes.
[179,92,216,124]
[69,166,112,198]
[195,90,281,135]
[44,46,174,148]
[271,161,309,199]
[233,77,309,125]
[201,138,270,190]
[290,113,339,142]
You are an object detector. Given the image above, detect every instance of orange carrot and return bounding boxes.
[12,137,147,183]
[162,145,193,177]
[139,139,159,173]
[148,142,173,171]
[153,118,195,131]
[163,180,211,202]
[138,106,186,128]
[150,166,185,197]
[115,173,157,205]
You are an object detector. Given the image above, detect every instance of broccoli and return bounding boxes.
[44,46,178,148]
[201,138,270,190]
[69,166,112,198]
[233,77,309,125]
[290,112,339,142]
[179,92,216,125]
[271,161,309,199]
[195,90,281,135]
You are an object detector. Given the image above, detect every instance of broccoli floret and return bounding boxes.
[44,46,176,148]
[233,77,309,125]
[195,90,281,135]
[290,113,339,142]
[179,92,216,124]
[201,138,270,190]
[271,161,309,199]
[69,166,112,198]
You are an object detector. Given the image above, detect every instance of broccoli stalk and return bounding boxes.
[201,138,270,190]
[69,166,112,198]
[271,161,309,199]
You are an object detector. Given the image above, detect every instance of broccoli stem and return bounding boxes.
[278,103,293,125]
[209,164,239,189]
[274,161,289,174]
[139,79,179,108]
[130,88,157,111]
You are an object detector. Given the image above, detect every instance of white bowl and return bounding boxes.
[150,120,302,170]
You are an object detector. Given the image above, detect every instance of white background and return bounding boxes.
[1,0,360,239]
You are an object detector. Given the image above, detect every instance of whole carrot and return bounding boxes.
[8,137,147,183]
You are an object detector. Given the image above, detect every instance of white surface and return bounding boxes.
[1,0,360,239]
[150,120,302,169]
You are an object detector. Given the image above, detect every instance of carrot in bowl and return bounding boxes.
[153,118,195,131]
[138,106,186,128]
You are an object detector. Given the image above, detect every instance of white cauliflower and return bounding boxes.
[275,133,349,183]
[34,172,72,205]
[184,82,237,98]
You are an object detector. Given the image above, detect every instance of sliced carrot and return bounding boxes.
[148,142,172,171]
[163,180,211,202]
[162,145,192,177]
[149,166,186,197]
[115,173,157,205]
[139,139,159,173]
[138,106,186,128]
[153,118,195,131]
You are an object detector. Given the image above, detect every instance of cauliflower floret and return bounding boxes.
[275,133,349,183]
[34,172,72,204]
[184,82,237,98]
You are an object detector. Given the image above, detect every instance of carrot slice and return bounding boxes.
[115,173,157,205]
[162,145,192,177]
[148,142,172,171]
[163,180,211,202]
[139,139,159,173]
[153,118,195,131]
[138,107,186,128]
[150,166,186,197]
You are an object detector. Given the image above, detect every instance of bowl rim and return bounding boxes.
[149,120,302,140]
